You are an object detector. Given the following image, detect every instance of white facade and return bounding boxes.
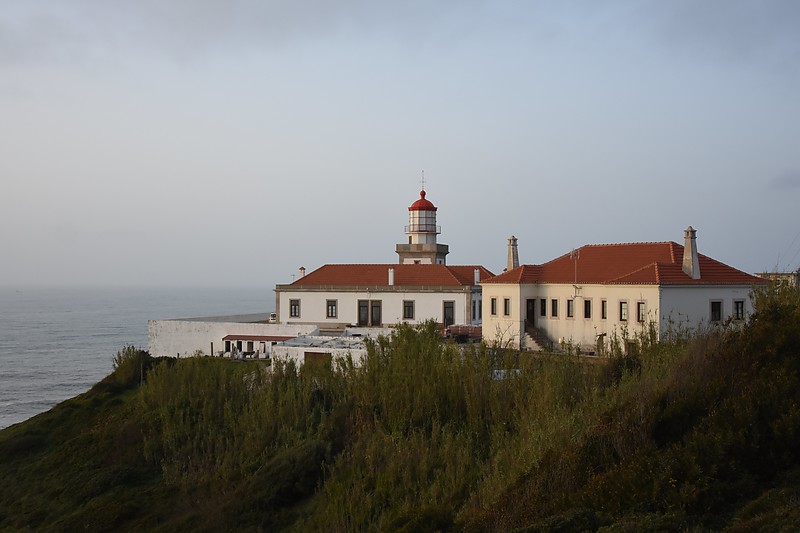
[148,317,317,357]
[277,287,479,328]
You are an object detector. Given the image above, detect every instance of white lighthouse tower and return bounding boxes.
[395,189,450,265]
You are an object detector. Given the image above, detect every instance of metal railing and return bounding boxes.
[405,224,441,233]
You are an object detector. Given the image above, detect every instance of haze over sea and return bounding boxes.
[0,286,271,429]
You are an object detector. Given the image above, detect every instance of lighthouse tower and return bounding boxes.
[395,189,450,265]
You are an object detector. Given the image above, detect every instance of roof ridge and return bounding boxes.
[584,240,674,248]
[606,261,659,283]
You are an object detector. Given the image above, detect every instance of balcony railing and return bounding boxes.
[405,224,441,234]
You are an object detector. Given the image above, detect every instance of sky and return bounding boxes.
[1,0,799,288]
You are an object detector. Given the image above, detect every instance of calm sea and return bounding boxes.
[0,286,272,430]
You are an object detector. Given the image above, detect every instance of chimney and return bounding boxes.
[388,267,395,286]
[299,266,306,278]
[682,226,701,279]
[507,235,519,271]
[474,268,481,285]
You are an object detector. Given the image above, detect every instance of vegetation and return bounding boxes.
[1,284,800,531]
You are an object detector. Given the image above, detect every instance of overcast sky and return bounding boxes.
[2,0,799,288]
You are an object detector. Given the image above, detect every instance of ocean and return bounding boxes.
[0,286,272,430]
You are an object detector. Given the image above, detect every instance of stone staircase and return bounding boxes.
[523,327,554,352]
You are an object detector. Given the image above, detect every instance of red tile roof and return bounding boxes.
[483,242,765,286]
[288,264,494,288]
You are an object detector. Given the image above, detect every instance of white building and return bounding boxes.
[481,227,767,352]
[148,314,317,357]
[274,189,494,329]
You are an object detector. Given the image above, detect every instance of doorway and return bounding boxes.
[358,300,369,326]
[526,299,536,329]
[443,301,455,328]
[370,301,382,326]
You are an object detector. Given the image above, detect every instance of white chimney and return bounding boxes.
[474,268,481,285]
[299,266,306,278]
[682,227,701,279]
[388,267,395,286]
[507,235,519,271]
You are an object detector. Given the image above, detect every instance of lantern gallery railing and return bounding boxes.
[405,224,441,234]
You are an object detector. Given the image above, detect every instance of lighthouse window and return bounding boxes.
[490,298,497,316]
[566,299,574,318]
[551,299,558,318]
[503,298,511,316]
[540,299,547,317]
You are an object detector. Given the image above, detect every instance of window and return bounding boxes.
[734,300,745,320]
[503,298,511,316]
[601,299,607,320]
[326,300,337,319]
[710,301,722,322]
[551,299,558,318]
[478,299,482,319]
[540,298,547,317]
[371,300,382,326]
[289,299,301,318]
[403,300,415,320]
[490,297,497,316]
[584,299,591,319]
[444,301,455,327]
[566,299,574,318]
[637,302,646,323]
[472,300,476,321]
[619,301,628,321]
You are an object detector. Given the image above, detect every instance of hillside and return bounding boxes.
[1,285,799,532]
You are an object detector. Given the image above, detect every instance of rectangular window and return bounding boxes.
[326,300,337,319]
[289,299,301,318]
[540,298,547,317]
[637,302,646,323]
[490,297,497,316]
[601,299,607,320]
[566,299,574,318]
[734,300,745,320]
[479,299,482,319]
[619,301,628,321]
[358,300,369,326]
[710,301,722,322]
[371,300,382,326]
[503,298,511,316]
[551,299,558,318]
[471,300,476,321]
[584,299,591,319]
[403,300,415,320]
[444,301,455,327]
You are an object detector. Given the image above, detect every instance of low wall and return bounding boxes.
[148,318,318,357]
[271,336,367,367]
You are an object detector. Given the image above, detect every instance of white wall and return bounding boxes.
[148,320,318,357]
[659,285,754,333]
[278,288,475,326]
